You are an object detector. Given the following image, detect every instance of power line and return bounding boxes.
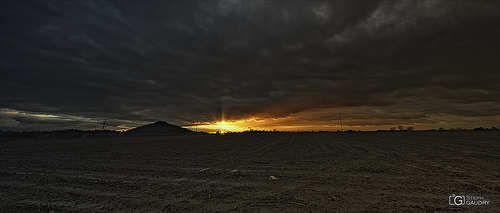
[337,113,343,132]
[102,119,106,131]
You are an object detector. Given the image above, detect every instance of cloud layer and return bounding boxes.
[1,1,499,131]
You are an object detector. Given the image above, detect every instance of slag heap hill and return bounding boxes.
[126,121,197,136]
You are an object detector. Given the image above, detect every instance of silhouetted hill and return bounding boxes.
[126,121,198,136]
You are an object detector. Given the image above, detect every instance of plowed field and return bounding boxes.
[1,132,499,212]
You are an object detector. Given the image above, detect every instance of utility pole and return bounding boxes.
[102,119,106,131]
[337,113,343,132]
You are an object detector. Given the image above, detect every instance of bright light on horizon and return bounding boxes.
[185,116,346,133]
[188,120,247,133]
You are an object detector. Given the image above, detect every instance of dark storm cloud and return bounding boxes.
[1,0,499,130]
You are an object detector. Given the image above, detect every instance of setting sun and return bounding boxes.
[186,115,346,134]
[190,120,246,133]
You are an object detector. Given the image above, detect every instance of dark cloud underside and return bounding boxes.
[1,1,499,131]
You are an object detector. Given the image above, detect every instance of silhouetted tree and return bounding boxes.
[407,126,414,131]
[398,126,404,131]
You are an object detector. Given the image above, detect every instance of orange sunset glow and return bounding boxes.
[186,115,346,133]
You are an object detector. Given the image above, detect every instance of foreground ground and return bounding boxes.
[0,131,499,212]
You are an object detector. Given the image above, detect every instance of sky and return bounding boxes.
[1,0,499,133]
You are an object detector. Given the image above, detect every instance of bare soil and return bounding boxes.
[1,132,499,212]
